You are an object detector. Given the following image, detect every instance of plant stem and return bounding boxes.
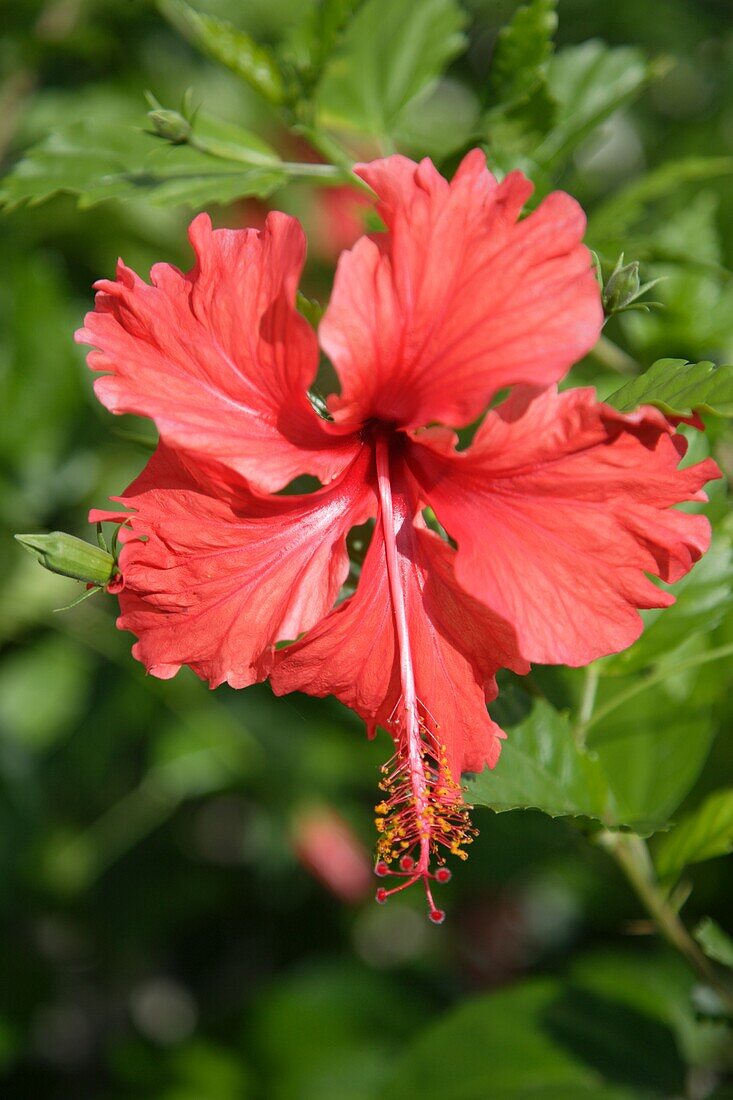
[283,161,346,180]
[291,122,373,193]
[575,664,599,748]
[598,831,733,1015]
[590,334,640,375]
[190,132,347,181]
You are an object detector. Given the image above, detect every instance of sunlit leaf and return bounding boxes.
[489,0,557,109]
[467,698,620,825]
[606,358,733,419]
[395,78,480,159]
[471,656,719,832]
[0,114,286,209]
[315,0,467,144]
[482,0,558,177]
[158,0,286,105]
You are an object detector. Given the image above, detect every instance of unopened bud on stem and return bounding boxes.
[603,255,640,314]
[14,532,117,587]
[147,107,191,144]
[602,253,664,318]
[145,90,193,145]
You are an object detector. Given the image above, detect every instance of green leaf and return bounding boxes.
[157,0,286,105]
[385,977,679,1099]
[489,0,558,109]
[655,789,733,881]
[536,42,658,168]
[466,699,620,825]
[0,114,286,209]
[482,0,558,177]
[569,948,693,1032]
[471,652,719,832]
[605,358,733,419]
[583,656,718,831]
[395,78,480,159]
[483,85,556,182]
[567,948,733,1077]
[315,0,467,145]
[280,0,362,88]
[694,918,733,969]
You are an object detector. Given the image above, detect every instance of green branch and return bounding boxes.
[589,334,641,376]
[580,643,733,736]
[598,831,733,1016]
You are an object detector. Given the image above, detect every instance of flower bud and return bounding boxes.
[603,256,641,316]
[15,532,117,587]
[293,805,372,903]
[147,108,191,145]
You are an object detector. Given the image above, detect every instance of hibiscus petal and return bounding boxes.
[77,212,359,493]
[92,443,375,689]
[408,386,721,666]
[271,479,527,778]
[320,150,603,430]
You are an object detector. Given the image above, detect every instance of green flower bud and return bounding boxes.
[15,532,117,587]
[147,108,192,145]
[603,256,641,315]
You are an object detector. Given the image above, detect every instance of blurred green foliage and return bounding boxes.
[2,0,733,1096]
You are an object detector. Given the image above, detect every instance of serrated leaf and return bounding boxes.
[0,115,286,210]
[471,653,719,832]
[536,41,657,168]
[483,86,557,183]
[280,0,362,87]
[466,699,620,825]
[315,0,467,144]
[158,0,285,105]
[655,789,733,881]
[489,0,557,109]
[694,918,733,969]
[483,0,558,178]
[606,358,733,418]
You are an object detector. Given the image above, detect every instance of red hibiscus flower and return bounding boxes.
[78,150,719,921]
